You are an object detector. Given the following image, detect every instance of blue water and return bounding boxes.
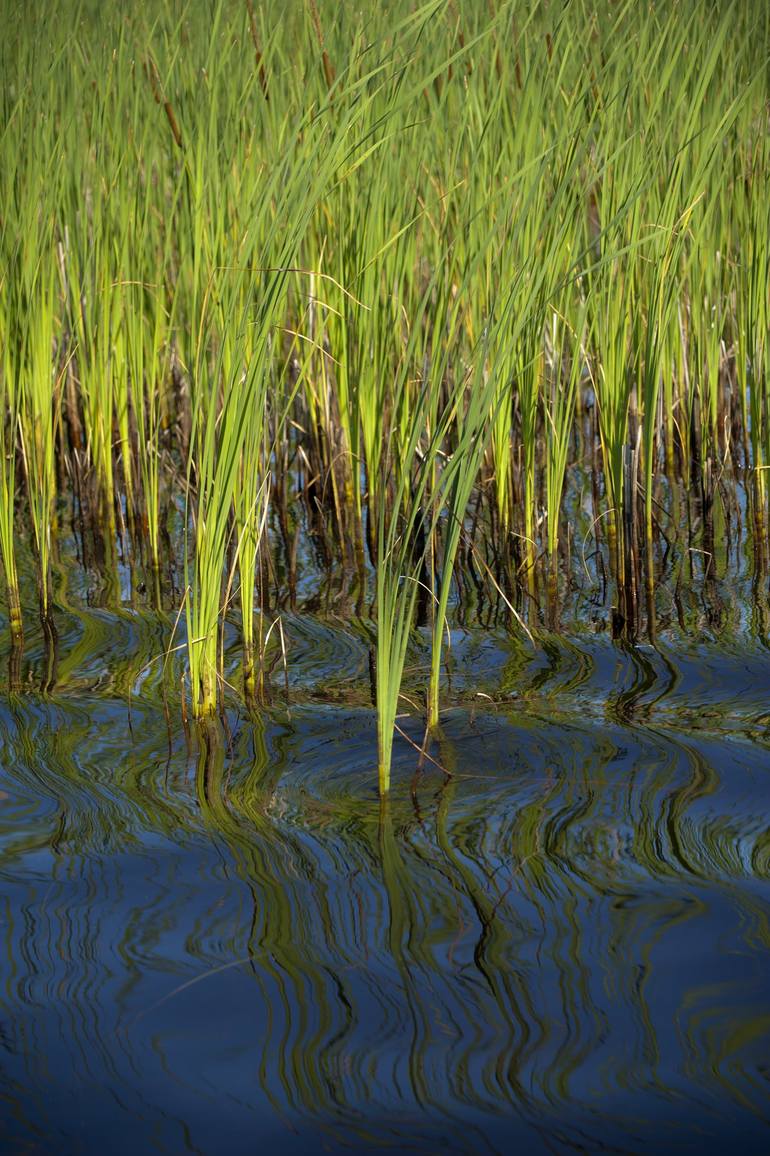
[1,619,770,1153]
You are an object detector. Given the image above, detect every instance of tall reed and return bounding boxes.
[0,0,767,789]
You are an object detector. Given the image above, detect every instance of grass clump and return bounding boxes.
[0,0,767,787]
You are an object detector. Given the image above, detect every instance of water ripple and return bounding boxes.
[0,627,769,1152]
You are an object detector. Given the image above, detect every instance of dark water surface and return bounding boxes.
[2,607,770,1154]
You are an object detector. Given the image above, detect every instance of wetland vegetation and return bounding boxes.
[2,0,768,785]
[1,0,770,1152]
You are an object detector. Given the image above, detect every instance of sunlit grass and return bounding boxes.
[0,0,767,787]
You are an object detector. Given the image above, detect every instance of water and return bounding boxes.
[1,593,770,1155]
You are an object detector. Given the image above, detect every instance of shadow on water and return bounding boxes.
[0,615,769,1152]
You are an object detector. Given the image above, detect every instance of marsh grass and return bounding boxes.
[0,283,21,640]
[0,0,768,787]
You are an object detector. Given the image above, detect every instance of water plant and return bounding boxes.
[0,0,766,790]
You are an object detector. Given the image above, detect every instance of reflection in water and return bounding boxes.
[0,646,769,1153]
